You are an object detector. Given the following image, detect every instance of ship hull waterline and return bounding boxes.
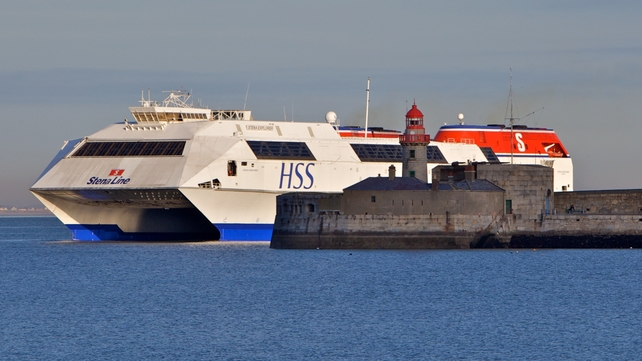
[31,188,276,241]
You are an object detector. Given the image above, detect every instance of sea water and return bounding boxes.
[1,216,641,360]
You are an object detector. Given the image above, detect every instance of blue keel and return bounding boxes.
[67,224,220,241]
[213,223,273,241]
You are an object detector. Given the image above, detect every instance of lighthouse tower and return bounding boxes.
[400,102,431,181]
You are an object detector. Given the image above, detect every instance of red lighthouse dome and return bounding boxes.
[406,103,424,119]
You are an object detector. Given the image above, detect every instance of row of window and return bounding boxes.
[72,141,186,157]
[350,144,402,162]
[70,140,499,163]
[247,141,315,160]
[479,147,500,162]
[426,146,447,162]
[132,112,208,123]
[351,144,449,163]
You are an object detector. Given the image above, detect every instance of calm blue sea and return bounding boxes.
[1,216,641,360]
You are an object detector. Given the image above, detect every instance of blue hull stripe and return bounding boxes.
[213,223,273,241]
[67,224,220,242]
[66,223,272,241]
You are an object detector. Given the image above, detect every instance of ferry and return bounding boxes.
[433,123,573,191]
[432,70,574,192]
[30,89,495,241]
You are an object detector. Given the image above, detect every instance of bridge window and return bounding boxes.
[247,141,316,160]
[350,144,403,162]
[72,141,186,157]
[426,146,447,163]
[480,147,500,163]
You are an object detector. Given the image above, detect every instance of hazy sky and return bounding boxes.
[2,0,642,207]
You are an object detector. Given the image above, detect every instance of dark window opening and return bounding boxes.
[227,161,237,176]
[198,178,222,189]
[409,149,416,159]
[371,196,376,203]
[409,170,416,178]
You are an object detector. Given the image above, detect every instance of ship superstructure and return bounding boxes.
[433,123,572,191]
[432,71,575,192]
[31,90,500,241]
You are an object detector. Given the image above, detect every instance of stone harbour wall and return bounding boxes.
[271,166,642,249]
[271,212,642,249]
[554,190,642,215]
[275,213,501,234]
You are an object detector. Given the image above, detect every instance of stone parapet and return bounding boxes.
[271,212,642,249]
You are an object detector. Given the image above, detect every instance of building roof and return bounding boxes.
[437,179,504,192]
[344,176,430,191]
[344,176,503,192]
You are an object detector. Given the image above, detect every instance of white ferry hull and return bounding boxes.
[30,91,496,241]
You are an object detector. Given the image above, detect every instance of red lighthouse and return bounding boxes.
[400,102,431,143]
[400,102,430,181]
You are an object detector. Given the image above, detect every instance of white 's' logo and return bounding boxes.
[515,133,526,152]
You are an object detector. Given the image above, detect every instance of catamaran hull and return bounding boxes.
[32,187,281,241]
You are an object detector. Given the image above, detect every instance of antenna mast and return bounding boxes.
[243,82,250,110]
[364,77,370,138]
[507,68,516,164]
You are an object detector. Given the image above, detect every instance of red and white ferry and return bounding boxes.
[433,123,573,191]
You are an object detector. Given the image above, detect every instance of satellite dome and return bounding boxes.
[325,111,337,124]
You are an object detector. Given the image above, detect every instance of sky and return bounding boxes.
[2,0,642,207]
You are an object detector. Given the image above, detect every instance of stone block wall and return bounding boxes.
[477,164,554,221]
[274,212,502,234]
[554,190,642,214]
[340,189,504,216]
[539,214,642,234]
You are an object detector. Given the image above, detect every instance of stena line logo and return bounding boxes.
[515,133,526,152]
[87,169,131,185]
[279,162,314,189]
